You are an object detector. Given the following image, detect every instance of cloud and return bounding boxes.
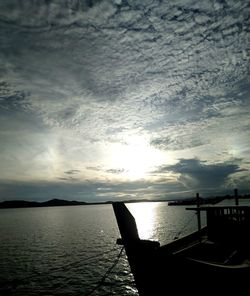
[86,166,102,171]
[150,125,208,151]
[0,178,186,202]
[0,158,249,202]
[155,158,246,191]
[106,168,125,174]
[0,81,29,111]
[58,169,81,181]
[64,169,81,175]
[1,1,249,119]
[0,1,249,200]
[0,179,101,202]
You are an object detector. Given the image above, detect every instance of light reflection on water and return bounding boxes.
[127,202,159,240]
[127,201,203,245]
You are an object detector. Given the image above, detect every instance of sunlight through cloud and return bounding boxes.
[107,135,166,180]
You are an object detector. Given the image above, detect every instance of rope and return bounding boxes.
[4,245,121,285]
[83,246,124,296]
[2,245,128,296]
[57,245,121,271]
[80,246,121,264]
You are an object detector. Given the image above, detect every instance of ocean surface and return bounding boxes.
[0,199,248,296]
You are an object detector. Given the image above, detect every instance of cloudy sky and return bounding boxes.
[0,0,249,202]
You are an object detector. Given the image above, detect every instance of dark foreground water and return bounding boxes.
[1,199,247,296]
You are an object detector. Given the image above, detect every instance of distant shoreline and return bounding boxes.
[1,194,250,209]
[0,198,167,209]
[0,198,106,209]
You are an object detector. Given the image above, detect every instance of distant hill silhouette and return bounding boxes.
[0,200,40,208]
[42,198,86,207]
[1,193,249,209]
[0,198,168,209]
[0,199,87,209]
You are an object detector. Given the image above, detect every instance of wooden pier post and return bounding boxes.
[196,193,201,232]
[234,188,239,206]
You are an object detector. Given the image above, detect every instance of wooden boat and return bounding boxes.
[112,196,250,295]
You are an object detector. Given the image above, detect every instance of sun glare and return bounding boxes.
[108,136,165,180]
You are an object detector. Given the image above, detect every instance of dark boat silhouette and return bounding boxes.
[112,191,250,295]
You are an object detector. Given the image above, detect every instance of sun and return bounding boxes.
[107,135,165,180]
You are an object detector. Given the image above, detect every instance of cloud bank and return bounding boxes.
[0,0,249,200]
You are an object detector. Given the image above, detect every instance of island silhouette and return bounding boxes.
[1,193,249,209]
[0,199,87,209]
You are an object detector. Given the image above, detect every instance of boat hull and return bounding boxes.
[112,202,250,296]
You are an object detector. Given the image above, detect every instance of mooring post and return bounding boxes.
[196,193,201,241]
[234,188,239,206]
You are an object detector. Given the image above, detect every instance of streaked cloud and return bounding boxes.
[0,0,249,200]
[64,170,81,175]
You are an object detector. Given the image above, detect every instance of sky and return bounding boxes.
[0,0,249,202]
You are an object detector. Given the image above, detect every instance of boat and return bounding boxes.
[112,191,250,295]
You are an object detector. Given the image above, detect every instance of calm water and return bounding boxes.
[2,200,248,296]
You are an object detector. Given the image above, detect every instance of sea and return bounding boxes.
[0,199,249,296]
